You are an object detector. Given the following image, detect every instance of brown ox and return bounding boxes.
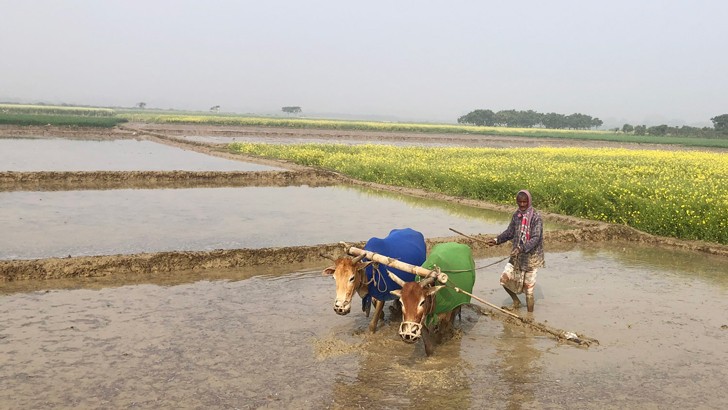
[321,254,391,332]
[389,272,460,356]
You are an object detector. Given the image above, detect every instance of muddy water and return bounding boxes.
[0,138,281,171]
[1,241,726,409]
[0,185,570,260]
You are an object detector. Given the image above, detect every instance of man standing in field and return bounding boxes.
[487,190,545,312]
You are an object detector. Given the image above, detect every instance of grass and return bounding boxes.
[0,104,126,128]
[0,113,127,128]
[0,104,115,117]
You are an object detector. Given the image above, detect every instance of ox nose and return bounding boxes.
[398,322,422,343]
[333,301,351,315]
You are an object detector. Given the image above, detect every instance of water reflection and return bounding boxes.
[578,242,728,288]
[1,185,541,260]
[0,138,281,171]
[347,185,572,231]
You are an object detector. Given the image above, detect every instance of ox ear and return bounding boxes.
[425,285,446,296]
[356,285,369,298]
[322,266,336,276]
[390,289,402,298]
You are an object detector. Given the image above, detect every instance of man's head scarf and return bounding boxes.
[517,190,534,245]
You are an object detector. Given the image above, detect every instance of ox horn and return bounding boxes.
[352,253,367,263]
[419,274,437,288]
[387,271,407,287]
[319,252,337,261]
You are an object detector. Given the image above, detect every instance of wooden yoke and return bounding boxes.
[342,243,449,284]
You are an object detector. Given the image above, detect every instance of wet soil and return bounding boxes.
[1,243,727,409]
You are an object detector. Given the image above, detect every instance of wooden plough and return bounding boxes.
[341,242,599,347]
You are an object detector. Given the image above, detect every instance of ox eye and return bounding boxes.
[348,276,355,283]
[419,300,425,308]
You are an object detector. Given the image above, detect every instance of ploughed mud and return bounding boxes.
[2,124,728,408]
[1,243,727,409]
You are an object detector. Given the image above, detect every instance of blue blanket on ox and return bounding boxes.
[363,228,426,309]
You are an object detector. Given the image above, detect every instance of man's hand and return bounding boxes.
[510,246,521,257]
[486,238,497,246]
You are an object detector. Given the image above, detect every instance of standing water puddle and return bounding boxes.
[0,138,281,171]
[1,242,726,408]
[0,185,570,260]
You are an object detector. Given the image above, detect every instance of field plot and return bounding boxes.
[0,138,281,172]
[0,185,570,260]
[1,243,726,409]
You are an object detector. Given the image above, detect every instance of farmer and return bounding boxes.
[486,189,544,312]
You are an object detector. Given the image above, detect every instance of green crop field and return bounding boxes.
[0,104,126,127]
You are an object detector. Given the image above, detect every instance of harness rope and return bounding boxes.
[437,256,510,273]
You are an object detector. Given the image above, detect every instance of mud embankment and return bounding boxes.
[4,225,726,283]
[0,169,341,191]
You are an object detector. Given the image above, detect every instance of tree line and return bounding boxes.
[458,109,728,137]
[619,114,728,138]
[458,109,603,130]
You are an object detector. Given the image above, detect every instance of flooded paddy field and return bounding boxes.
[0,184,571,260]
[0,137,282,172]
[1,242,727,409]
[2,125,727,408]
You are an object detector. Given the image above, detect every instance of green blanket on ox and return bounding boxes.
[418,242,476,327]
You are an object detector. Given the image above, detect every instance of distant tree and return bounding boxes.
[494,109,519,127]
[564,113,594,130]
[591,117,603,129]
[542,112,566,129]
[517,110,543,128]
[711,114,728,132]
[210,105,220,113]
[457,109,495,126]
[622,124,634,133]
[282,106,302,115]
[136,102,146,109]
[634,125,646,136]
[647,124,669,136]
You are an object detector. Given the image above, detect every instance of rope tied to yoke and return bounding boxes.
[369,262,388,293]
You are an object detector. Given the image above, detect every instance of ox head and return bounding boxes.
[389,272,444,343]
[321,253,372,315]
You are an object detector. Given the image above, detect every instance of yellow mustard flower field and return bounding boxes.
[230,143,728,244]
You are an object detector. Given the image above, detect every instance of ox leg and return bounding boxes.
[388,299,402,320]
[368,299,385,333]
[422,327,434,356]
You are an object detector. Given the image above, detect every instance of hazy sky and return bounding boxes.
[2,1,726,127]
